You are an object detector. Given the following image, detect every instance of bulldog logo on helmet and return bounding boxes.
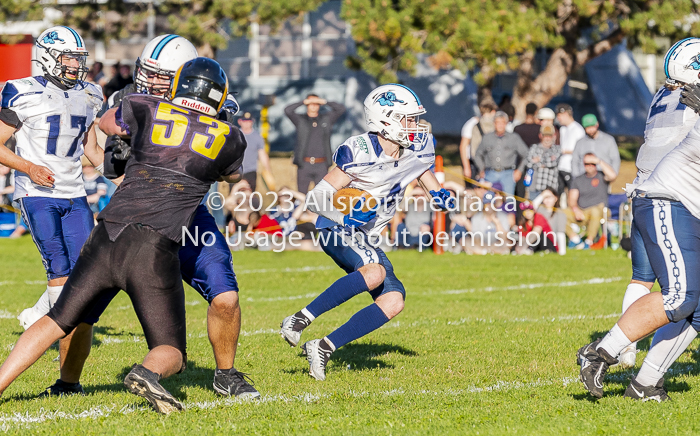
[376,91,404,107]
[42,31,64,45]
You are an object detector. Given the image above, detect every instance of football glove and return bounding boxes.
[218,94,240,124]
[343,197,378,228]
[681,83,700,114]
[430,188,456,211]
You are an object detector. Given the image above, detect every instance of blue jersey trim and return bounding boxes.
[1,83,19,108]
[343,162,376,169]
[368,133,383,158]
[33,76,48,87]
[61,26,83,48]
[333,144,353,169]
[152,34,179,60]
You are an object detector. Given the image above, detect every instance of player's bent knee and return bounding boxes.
[210,291,239,316]
[375,291,404,319]
[667,301,697,323]
[359,264,386,290]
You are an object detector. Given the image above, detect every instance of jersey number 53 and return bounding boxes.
[149,101,230,160]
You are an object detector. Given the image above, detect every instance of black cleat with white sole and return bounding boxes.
[624,376,670,402]
[577,339,618,398]
[124,364,183,414]
[213,368,260,399]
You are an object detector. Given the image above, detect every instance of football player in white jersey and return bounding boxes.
[0,25,103,391]
[615,38,700,369]
[577,38,700,400]
[280,84,455,381]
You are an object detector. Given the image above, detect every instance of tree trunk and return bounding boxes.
[511,30,625,121]
[476,64,497,107]
[197,43,215,59]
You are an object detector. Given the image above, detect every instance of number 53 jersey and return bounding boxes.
[0,76,103,199]
[98,94,246,242]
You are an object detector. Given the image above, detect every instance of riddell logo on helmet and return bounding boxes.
[179,98,211,113]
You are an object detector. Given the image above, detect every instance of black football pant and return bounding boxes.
[48,221,187,363]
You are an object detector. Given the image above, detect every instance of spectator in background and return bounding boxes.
[565,153,616,249]
[467,101,498,169]
[468,191,513,255]
[237,112,273,192]
[571,114,620,180]
[86,62,104,86]
[514,103,541,147]
[82,164,108,214]
[526,125,561,199]
[515,202,557,254]
[474,111,529,195]
[461,101,498,183]
[0,164,12,209]
[499,102,516,132]
[533,187,567,255]
[284,94,346,193]
[555,103,586,191]
[104,62,134,98]
[393,186,432,249]
[536,107,559,144]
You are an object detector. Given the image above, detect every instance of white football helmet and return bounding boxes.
[664,38,700,85]
[364,84,428,149]
[134,34,198,95]
[34,26,89,88]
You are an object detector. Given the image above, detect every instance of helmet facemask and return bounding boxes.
[134,58,175,96]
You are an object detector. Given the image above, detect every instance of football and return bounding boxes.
[333,187,378,215]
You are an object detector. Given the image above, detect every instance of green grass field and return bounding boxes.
[0,237,699,434]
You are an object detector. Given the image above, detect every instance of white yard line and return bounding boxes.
[236,265,334,275]
[435,276,624,295]
[0,376,579,428]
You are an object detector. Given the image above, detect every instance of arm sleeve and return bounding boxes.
[305,179,346,226]
[284,102,305,126]
[114,97,135,137]
[0,109,21,129]
[1,82,27,126]
[326,102,346,124]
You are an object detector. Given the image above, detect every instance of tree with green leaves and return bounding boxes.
[0,0,43,44]
[342,0,700,119]
[51,0,325,57]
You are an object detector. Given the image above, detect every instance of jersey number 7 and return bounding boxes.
[150,102,230,160]
[46,114,87,158]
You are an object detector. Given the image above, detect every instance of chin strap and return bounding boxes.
[44,74,71,91]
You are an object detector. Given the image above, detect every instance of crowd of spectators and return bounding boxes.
[1,60,624,254]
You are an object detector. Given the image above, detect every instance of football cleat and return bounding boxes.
[124,364,183,414]
[280,313,311,347]
[624,376,669,402]
[38,379,85,397]
[577,339,618,398]
[213,368,260,399]
[618,344,638,369]
[302,339,333,381]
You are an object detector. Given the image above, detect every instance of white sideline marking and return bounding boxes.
[246,292,319,303]
[236,265,334,275]
[436,276,623,295]
[248,276,624,303]
[0,310,15,319]
[0,376,579,428]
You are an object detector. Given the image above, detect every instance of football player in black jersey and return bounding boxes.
[47,35,258,401]
[0,58,246,414]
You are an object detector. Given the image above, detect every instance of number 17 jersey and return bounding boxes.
[0,76,103,199]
